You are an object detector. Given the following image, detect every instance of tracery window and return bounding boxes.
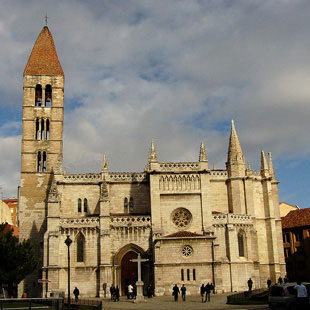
[172,208,192,229]
[37,151,47,172]
[77,234,85,262]
[182,245,193,257]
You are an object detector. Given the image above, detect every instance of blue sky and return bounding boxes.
[0,0,309,208]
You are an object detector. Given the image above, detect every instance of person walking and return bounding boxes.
[205,283,211,302]
[113,286,120,302]
[128,283,133,299]
[181,284,186,301]
[73,287,79,302]
[278,276,283,284]
[200,284,205,302]
[267,279,271,289]
[172,284,180,301]
[294,281,308,309]
[103,283,107,298]
[247,278,253,293]
[110,284,115,300]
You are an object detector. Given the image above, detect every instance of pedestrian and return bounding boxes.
[247,278,253,292]
[103,283,107,298]
[284,275,288,283]
[110,284,115,300]
[267,279,271,289]
[113,286,120,302]
[147,284,153,298]
[205,283,211,302]
[211,282,215,294]
[278,276,283,284]
[73,287,79,302]
[133,284,137,299]
[181,284,186,301]
[128,283,133,299]
[200,284,205,302]
[294,281,308,309]
[172,284,180,301]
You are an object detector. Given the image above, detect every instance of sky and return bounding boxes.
[0,0,309,208]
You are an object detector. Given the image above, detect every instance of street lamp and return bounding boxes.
[65,235,72,309]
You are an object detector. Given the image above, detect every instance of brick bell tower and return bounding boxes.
[19,26,64,297]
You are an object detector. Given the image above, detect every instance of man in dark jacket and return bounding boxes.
[172,284,180,301]
[205,283,211,302]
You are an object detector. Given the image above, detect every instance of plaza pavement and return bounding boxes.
[99,293,269,310]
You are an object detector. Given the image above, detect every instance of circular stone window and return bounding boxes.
[171,208,192,229]
[182,245,193,257]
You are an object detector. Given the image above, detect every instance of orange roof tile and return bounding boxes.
[24,26,64,76]
[165,231,203,238]
[282,208,310,229]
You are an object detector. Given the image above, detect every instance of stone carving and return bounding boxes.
[110,215,151,227]
[171,208,192,229]
[160,174,200,192]
[159,162,200,172]
[182,245,193,257]
[48,178,60,202]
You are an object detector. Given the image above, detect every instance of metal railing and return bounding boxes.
[64,298,102,310]
[0,298,63,310]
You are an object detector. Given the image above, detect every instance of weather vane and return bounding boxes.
[45,13,48,26]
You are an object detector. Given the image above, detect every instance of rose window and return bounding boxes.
[182,245,193,257]
[171,208,192,229]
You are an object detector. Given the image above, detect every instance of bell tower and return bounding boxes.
[19,26,64,297]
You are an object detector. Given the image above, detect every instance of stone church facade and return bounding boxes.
[19,26,285,298]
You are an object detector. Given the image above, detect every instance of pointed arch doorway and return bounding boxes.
[121,251,138,296]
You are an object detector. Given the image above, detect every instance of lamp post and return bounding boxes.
[65,235,72,309]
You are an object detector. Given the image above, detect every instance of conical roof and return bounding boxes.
[24,26,64,76]
[227,120,244,163]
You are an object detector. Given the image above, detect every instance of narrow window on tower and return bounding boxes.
[35,119,39,140]
[124,198,128,213]
[238,230,245,257]
[193,269,196,281]
[129,197,134,213]
[42,151,47,172]
[77,234,85,262]
[187,269,190,281]
[41,119,45,140]
[84,198,88,213]
[45,85,52,107]
[45,119,50,140]
[35,84,42,106]
[181,269,184,281]
[78,199,82,213]
[37,151,41,172]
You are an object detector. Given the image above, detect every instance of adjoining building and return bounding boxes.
[282,208,310,282]
[19,26,285,298]
[279,202,299,218]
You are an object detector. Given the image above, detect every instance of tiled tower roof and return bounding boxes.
[24,26,64,76]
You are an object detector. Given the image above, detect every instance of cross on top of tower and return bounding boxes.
[45,14,48,26]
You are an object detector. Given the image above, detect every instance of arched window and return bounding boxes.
[77,234,85,262]
[187,269,190,281]
[45,119,50,140]
[193,269,196,281]
[129,197,134,213]
[35,119,39,140]
[35,84,42,106]
[37,151,41,172]
[78,199,82,213]
[84,198,88,213]
[124,198,128,213]
[45,85,52,107]
[181,269,184,281]
[238,230,245,257]
[41,119,45,140]
[42,151,47,172]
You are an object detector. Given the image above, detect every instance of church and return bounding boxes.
[19,26,285,298]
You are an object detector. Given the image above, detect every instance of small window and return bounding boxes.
[46,119,50,140]
[129,197,134,212]
[78,199,82,213]
[35,119,39,140]
[42,151,47,172]
[45,85,52,107]
[181,269,184,281]
[124,198,128,213]
[84,198,88,213]
[35,84,42,106]
[238,231,245,257]
[193,269,196,281]
[37,151,41,172]
[77,234,85,262]
[187,269,190,281]
[295,232,303,242]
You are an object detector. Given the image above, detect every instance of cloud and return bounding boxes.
[0,0,309,206]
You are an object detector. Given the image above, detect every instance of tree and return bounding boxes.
[0,224,37,296]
